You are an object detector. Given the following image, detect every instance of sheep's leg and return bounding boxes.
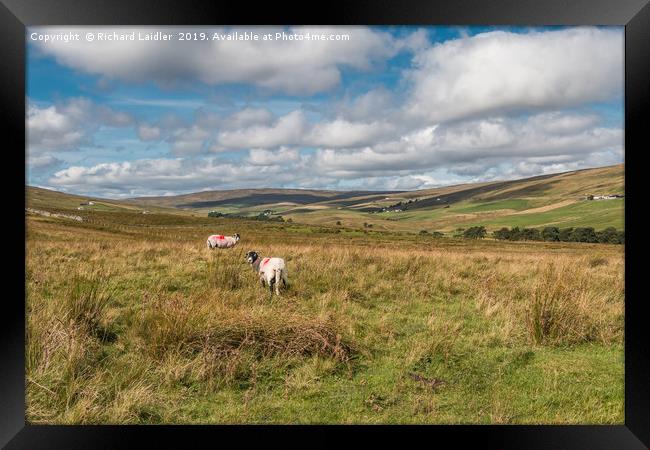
[269,278,275,296]
[282,271,288,288]
[274,270,282,295]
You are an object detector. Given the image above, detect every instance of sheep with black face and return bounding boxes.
[245,250,288,296]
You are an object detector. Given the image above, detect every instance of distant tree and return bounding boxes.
[453,227,466,237]
[570,227,598,243]
[419,230,429,235]
[617,230,625,244]
[207,211,224,218]
[559,228,574,242]
[336,221,342,226]
[493,227,511,240]
[508,227,522,241]
[431,231,444,238]
[587,195,594,200]
[287,218,293,223]
[520,228,542,241]
[463,226,487,239]
[596,227,619,244]
[541,227,560,242]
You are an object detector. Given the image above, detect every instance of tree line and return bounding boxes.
[461,225,624,244]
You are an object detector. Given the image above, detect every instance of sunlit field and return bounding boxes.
[25,208,624,424]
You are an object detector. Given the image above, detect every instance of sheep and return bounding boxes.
[245,250,288,296]
[207,233,240,249]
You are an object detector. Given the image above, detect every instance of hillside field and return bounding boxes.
[119,164,625,233]
[25,201,624,424]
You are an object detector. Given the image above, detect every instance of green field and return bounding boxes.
[470,198,624,230]
[25,196,624,424]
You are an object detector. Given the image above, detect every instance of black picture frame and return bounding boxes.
[2,1,648,447]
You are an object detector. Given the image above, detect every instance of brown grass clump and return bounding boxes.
[140,294,353,360]
[524,262,622,345]
[475,258,623,346]
[137,292,355,388]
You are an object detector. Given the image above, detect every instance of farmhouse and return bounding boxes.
[588,194,624,200]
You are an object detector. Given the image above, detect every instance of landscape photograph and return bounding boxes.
[26,25,624,424]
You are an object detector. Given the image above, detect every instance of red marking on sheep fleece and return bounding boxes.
[262,258,270,266]
[209,235,224,240]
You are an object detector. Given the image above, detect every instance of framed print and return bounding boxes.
[1,0,649,447]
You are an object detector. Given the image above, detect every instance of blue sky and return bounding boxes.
[26,26,623,198]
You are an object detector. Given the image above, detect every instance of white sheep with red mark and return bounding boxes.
[207,233,240,249]
[245,250,288,296]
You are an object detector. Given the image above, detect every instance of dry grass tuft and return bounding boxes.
[525,262,622,345]
[475,258,623,346]
[139,293,354,362]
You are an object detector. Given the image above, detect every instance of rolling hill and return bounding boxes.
[26,164,624,233]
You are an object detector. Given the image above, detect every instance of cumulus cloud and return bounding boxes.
[214,110,395,150]
[336,88,397,122]
[245,147,300,166]
[31,26,417,95]
[308,112,622,179]
[169,125,211,155]
[216,110,307,149]
[220,107,274,129]
[48,156,313,197]
[27,97,134,152]
[27,154,63,170]
[137,123,162,141]
[48,110,622,197]
[28,105,86,151]
[405,27,623,122]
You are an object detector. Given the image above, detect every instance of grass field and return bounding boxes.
[25,204,624,424]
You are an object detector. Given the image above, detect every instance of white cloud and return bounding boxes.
[169,125,211,155]
[27,97,134,152]
[245,147,300,166]
[405,27,623,122]
[48,110,622,197]
[48,156,310,197]
[214,110,394,150]
[27,154,63,170]
[31,26,415,95]
[137,123,162,141]
[309,112,622,178]
[28,104,86,151]
[221,107,274,129]
[216,110,307,149]
[337,88,396,122]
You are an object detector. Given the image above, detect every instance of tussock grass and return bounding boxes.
[138,292,354,362]
[474,257,623,346]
